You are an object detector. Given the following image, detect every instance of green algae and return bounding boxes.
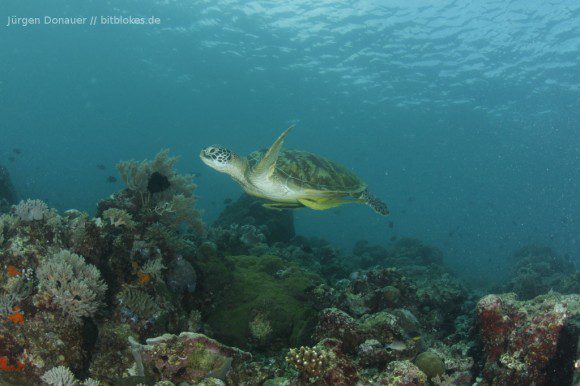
[201,254,323,349]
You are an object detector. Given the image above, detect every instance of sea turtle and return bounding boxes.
[200,127,389,216]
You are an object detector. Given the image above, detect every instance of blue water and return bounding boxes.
[1,0,578,285]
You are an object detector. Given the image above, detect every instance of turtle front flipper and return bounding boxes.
[358,189,389,216]
[298,197,364,211]
[253,125,294,178]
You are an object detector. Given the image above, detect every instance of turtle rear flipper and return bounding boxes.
[358,189,389,216]
[298,196,365,211]
[263,202,304,210]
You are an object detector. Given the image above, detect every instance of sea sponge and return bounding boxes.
[35,249,107,323]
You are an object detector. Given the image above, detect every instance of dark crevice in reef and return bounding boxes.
[0,164,17,213]
[547,321,578,386]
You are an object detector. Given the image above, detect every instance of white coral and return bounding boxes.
[14,199,50,221]
[35,249,107,323]
[41,366,77,386]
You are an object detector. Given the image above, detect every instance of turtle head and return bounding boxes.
[200,145,246,181]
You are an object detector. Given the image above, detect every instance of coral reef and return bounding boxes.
[0,150,577,385]
[213,194,295,243]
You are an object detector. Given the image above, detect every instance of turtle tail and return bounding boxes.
[358,189,389,216]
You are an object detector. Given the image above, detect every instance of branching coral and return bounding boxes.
[141,258,166,282]
[286,346,329,378]
[117,287,160,319]
[117,149,196,201]
[116,149,204,234]
[35,249,107,323]
[102,208,136,229]
[158,194,203,233]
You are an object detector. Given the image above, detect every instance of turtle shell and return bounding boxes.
[247,149,366,193]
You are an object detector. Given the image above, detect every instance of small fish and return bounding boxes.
[407,196,416,203]
[224,198,232,205]
[385,341,407,351]
[388,221,394,229]
[96,164,106,170]
[389,235,398,242]
[106,176,117,183]
[8,156,15,162]
[192,172,202,178]
[12,148,22,155]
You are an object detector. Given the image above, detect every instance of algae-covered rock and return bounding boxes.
[200,254,322,349]
[413,351,445,379]
[141,332,251,384]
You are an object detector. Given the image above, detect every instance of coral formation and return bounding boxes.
[41,366,77,386]
[498,245,579,299]
[35,249,107,323]
[213,194,295,243]
[477,292,579,385]
[0,149,577,385]
[285,346,329,378]
[413,350,445,380]
[139,332,252,384]
[13,199,52,222]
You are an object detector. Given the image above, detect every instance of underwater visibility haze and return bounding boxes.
[0,0,579,385]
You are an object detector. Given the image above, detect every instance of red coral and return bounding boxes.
[477,294,576,385]
[0,356,25,372]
